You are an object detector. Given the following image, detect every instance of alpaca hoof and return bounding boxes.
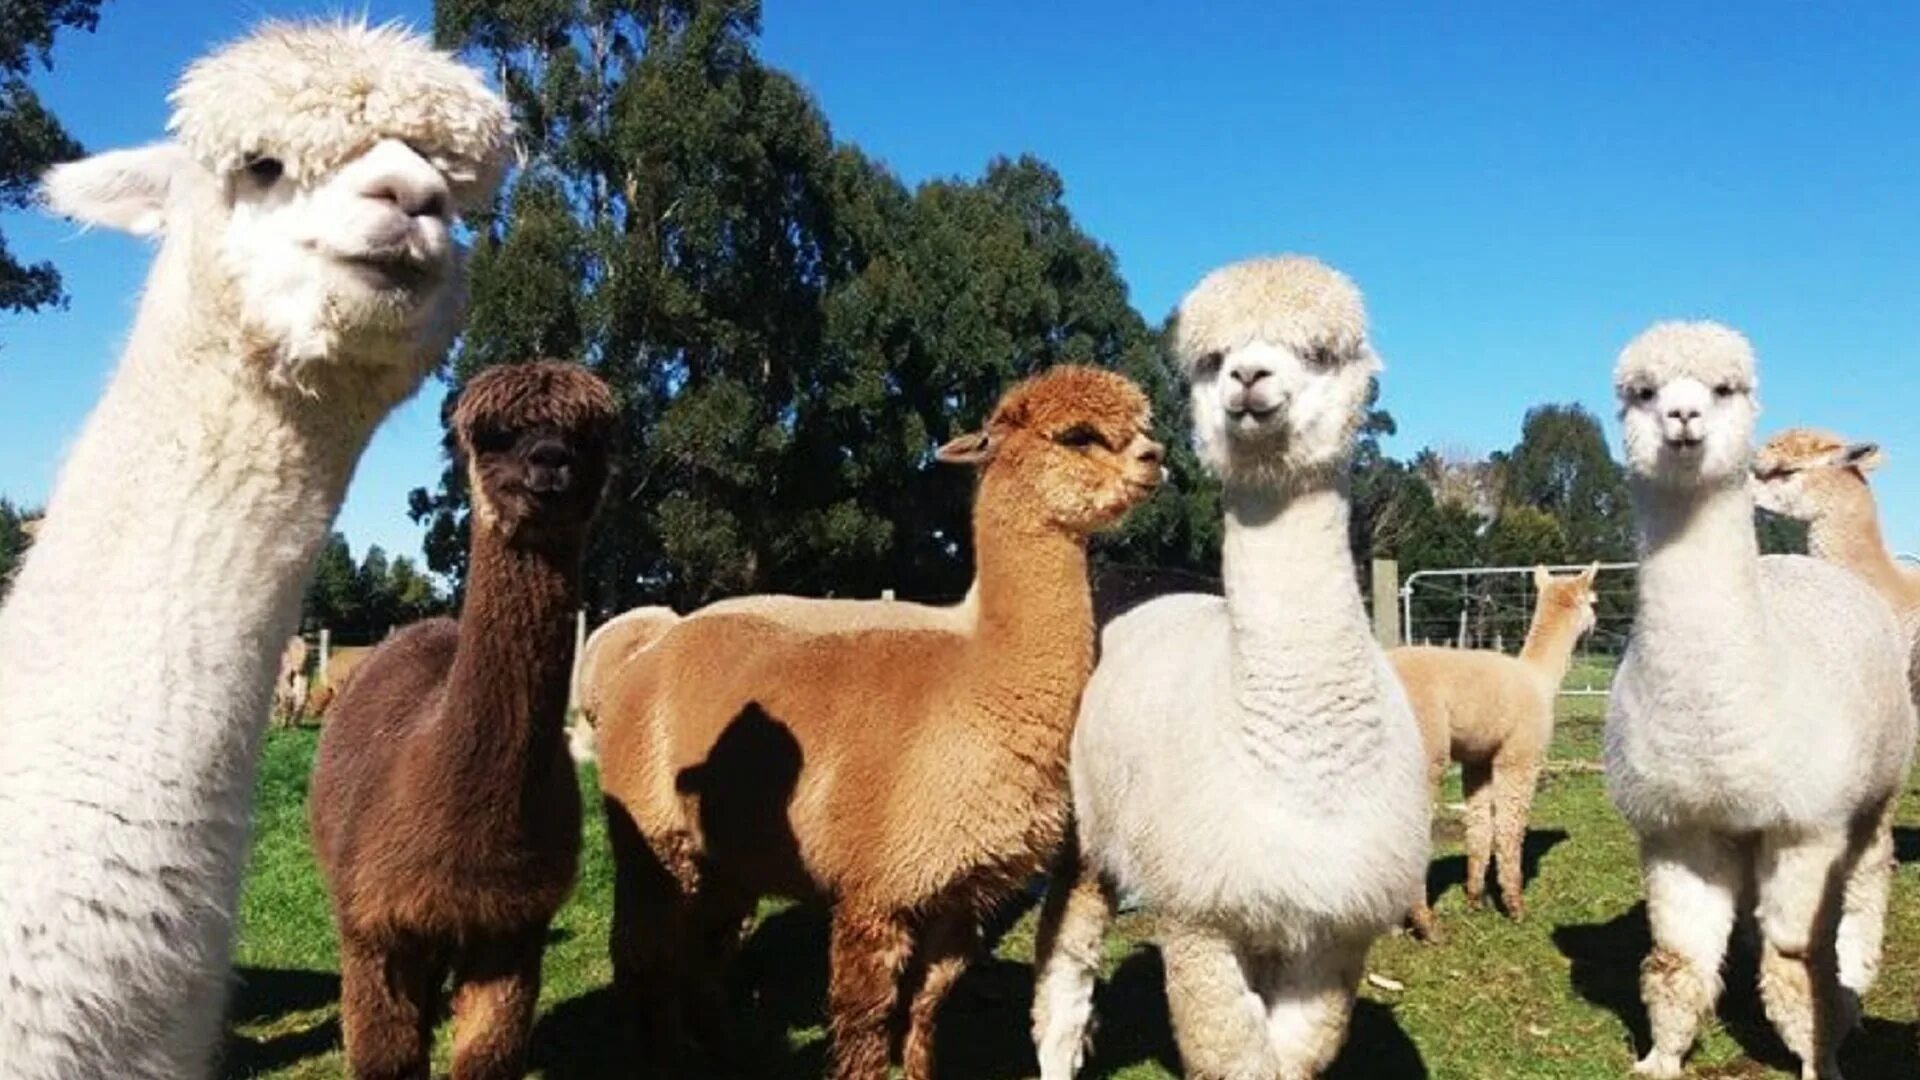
[1504,898,1527,922]
[1464,893,1484,912]
[1633,1051,1683,1078]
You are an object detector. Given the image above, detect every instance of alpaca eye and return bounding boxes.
[1054,424,1105,450]
[1195,351,1224,376]
[1633,386,1656,404]
[244,156,284,185]
[1713,383,1737,399]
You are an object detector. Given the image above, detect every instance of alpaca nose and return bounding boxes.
[1136,440,1164,467]
[527,441,574,493]
[1229,363,1272,389]
[358,141,452,219]
[1666,405,1702,424]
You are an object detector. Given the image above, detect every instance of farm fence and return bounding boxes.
[1399,562,1638,696]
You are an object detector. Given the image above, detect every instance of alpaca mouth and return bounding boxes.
[1664,435,1704,451]
[1227,403,1280,423]
[337,249,439,289]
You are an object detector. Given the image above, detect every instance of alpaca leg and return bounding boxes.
[903,910,980,1080]
[1835,805,1895,1000]
[607,810,697,1057]
[1755,829,1850,1080]
[1461,759,1495,910]
[1634,829,1741,1079]
[1260,938,1369,1080]
[448,929,543,1080]
[1159,923,1276,1080]
[1491,756,1542,920]
[338,933,442,1080]
[1032,836,1116,1080]
[826,907,915,1080]
[1408,755,1449,942]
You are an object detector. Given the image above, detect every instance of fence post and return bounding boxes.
[881,588,896,601]
[1370,558,1399,650]
[568,609,587,714]
[317,628,331,685]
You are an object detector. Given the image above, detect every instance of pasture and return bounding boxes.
[223,697,1920,1079]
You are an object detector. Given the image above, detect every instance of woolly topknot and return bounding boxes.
[1173,256,1371,374]
[990,365,1151,439]
[1613,321,1756,397]
[169,19,512,207]
[454,361,619,445]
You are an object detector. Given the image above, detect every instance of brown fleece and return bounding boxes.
[311,361,617,1079]
[595,365,1163,1080]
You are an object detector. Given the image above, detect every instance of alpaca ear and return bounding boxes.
[41,143,195,237]
[1841,442,1884,473]
[935,430,994,466]
[1579,561,1599,585]
[1533,565,1550,590]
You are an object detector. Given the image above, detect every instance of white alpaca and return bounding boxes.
[1031,257,1430,1079]
[1604,323,1915,1080]
[0,22,509,1079]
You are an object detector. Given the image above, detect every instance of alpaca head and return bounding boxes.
[935,365,1162,535]
[454,362,619,545]
[40,20,511,393]
[1173,256,1379,489]
[1614,321,1758,490]
[1750,428,1882,522]
[1533,563,1599,639]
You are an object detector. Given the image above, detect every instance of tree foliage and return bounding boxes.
[301,533,449,643]
[0,498,36,600]
[1,0,103,313]
[417,0,1210,611]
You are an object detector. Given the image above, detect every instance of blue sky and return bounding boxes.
[4,2,1918,565]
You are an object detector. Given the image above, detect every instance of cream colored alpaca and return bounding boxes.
[1032,257,1430,1080]
[1395,563,1596,936]
[567,590,977,763]
[1605,324,1915,1080]
[0,22,508,1079]
[1751,429,1920,637]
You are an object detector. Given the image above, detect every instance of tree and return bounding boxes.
[418,0,1214,611]
[1499,403,1634,560]
[1,0,104,313]
[0,498,36,600]
[301,533,449,641]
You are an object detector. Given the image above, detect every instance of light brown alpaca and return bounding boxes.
[595,365,1162,1080]
[1392,563,1597,935]
[1752,429,1920,633]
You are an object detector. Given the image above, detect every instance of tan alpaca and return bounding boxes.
[1393,563,1597,935]
[1752,429,1920,639]
[596,366,1162,1080]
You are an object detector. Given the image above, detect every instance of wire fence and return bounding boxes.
[1400,562,1638,696]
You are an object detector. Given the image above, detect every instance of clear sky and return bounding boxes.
[4,2,1917,566]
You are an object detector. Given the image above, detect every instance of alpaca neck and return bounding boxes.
[1630,479,1768,668]
[1220,477,1385,766]
[1222,479,1368,677]
[963,472,1096,753]
[1518,602,1584,687]
[1806,480,1911,605]
[439,527,583,798]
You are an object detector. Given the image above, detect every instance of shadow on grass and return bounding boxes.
[1424,827,1570,916]
[218,966,340,1077]
[1552,901,1918,1077]
[1893,826,1920,865]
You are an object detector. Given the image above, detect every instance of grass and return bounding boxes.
[222,706,1920,1079]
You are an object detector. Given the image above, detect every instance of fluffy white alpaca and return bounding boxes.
[1604,323,1915,1080]
[0,22,509,1078]
[1031,257,1430,1079]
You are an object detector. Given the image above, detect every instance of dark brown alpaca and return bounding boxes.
[311,361,618,1079]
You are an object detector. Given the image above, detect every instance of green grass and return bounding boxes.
[223,708,1920,1079]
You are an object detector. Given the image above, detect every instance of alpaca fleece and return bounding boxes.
[1605,322,1915,1080]
[1034,257,1430,1080]
[596,365,1162,1080]
[0,20,507,1079]
[1395,565,1597,933]
[312,362,617,1079]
